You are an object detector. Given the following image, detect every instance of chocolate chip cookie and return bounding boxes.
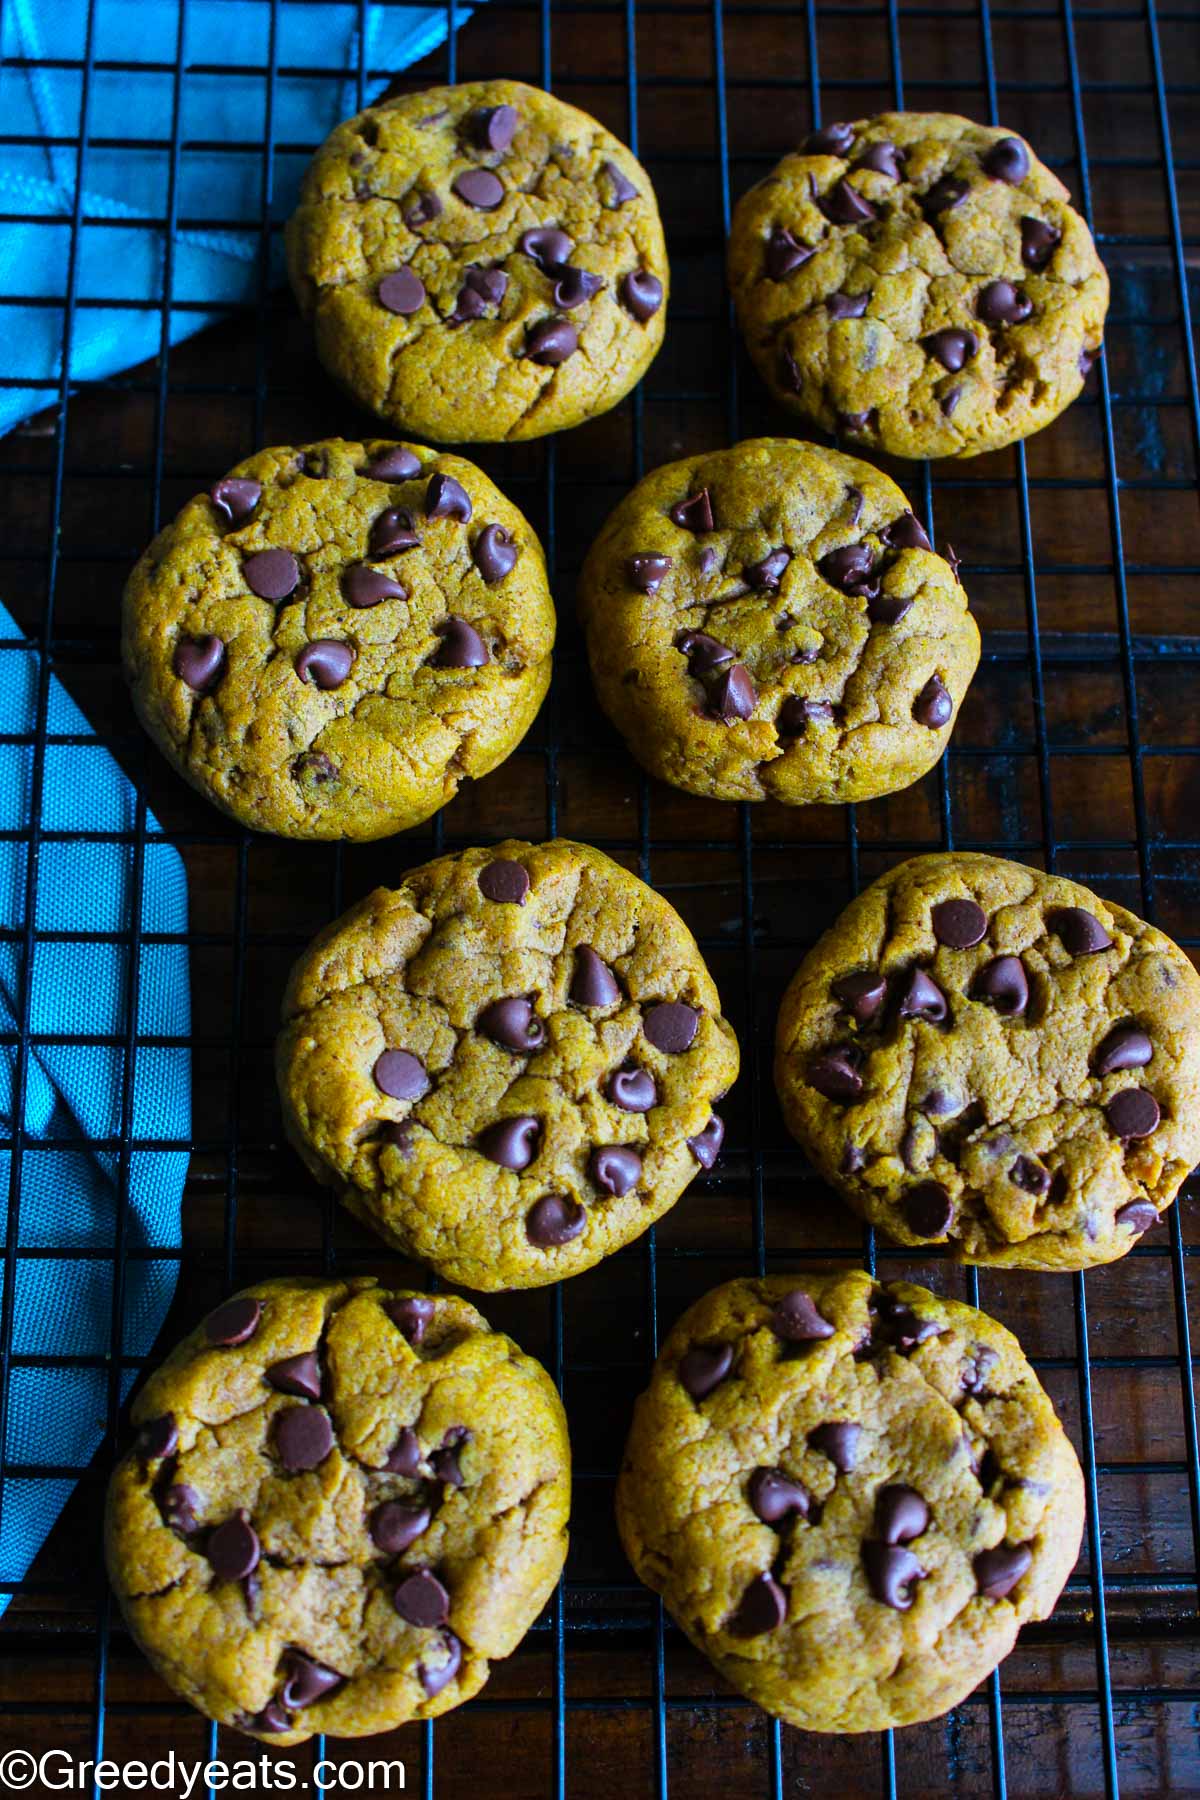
[577,438,978,804]
[775,853,1200,1269]
[728,112,1108,460]
[616,1271,1083,1732]
[286,80,668,443]
[105,1277,570,1743]
[276,838,739,1290]
[122,438,555,840]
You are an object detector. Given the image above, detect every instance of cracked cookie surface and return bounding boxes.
[105,1277,570,1744]
[276,838,740,1290]
[122,438,554,840]
[616,1271,1083,1732]
[775,853,1200,1270]
[728,112,1108,460]
[577,438,978,805]
[286,80,668,442]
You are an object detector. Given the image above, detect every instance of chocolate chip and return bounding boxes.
[749,1467,811,1524]
[468,523,519,587]
[387,1296,434,1346]
[452,168,504,210]
[1010,1155,1050,1196]
[370,508,421,555]
[698,547,719,576]
[818,179,876,225]
[627,554,672,592]
[210,476,261,525]
[771,1288,834,1342]
[479,859,529,904]
[818,543,877,596]
[1116,1200,1159,1234]
[873,1291,944,1352]
[606,1065,657,1112]
[274,1405,333,1473]
[644,1001,698,1054]
[370,1500,432,1555]
[404,187,443,228]
[280,1653,344,1711]
[386,1427,422,1476]
[620,270,663,321]
[244,548,300,601]
[467,103,518,152]
[807,1046,863,1102]
[827,290,869,320]
[1080,344,1102,378]
[589,1145,642,1197]
[394,1569,451,1628]
[379,269,425,315]
[519,226,573,271]
[174,635,225,694]
[805,121,855,155]
[524,318,577,365]
[477,1115,541,1171]
[207,1510,260,1581]
[373,1050,431,1103]
[676,630,734,676]
[914,676,953,729]
[601,159,638,206]
[932,898,987,948]
[669,488,714,533]
[526,1194,586,1248]
[961,1343,1000,1398]
[687,1114,725,1169]
[862,1541,923,1609]
[243,1701,289,1735]
[1093,1023,1152,1075]
[833,970,888,1025]
[556,267,605,310]
[161,1482,200,1536]
[904,1181,954,1238]
[293,751,337,786]
[981,136,1030,184]
[138,1414,177,1460]
[876,1484,929,1543]
[898,968,948,1023]
[431,1426,470,1488]
[777,696,835,739]
[419,1631,462,1697]
[765,225,814,280]
[205,1297,261,1347]
[880,511,932,552]
[923,175,968,216]
[344,565,406,611]
[710,664,757,723]
[978,279,1033,326]
[924,328,977,372]
[571,945,620,1007]
[974,1542,1032,1598]
[477,996,545,1052]
[941,384,964,418]
[972,955,1029,1016]
[1049,906,1112,956]
[296,640,354,690]
[858,141,903,181]
[1020,215,1061,269]
[867,593,913,626]
[744,547,790,590]
[425,472,472,522]
[679,1341,733,1399]
[809,1421,860,1471]
[433,617,489,668]
[728,1572,787,1637]
[1105,1088,1160,1140]
[267,1352,321,1401]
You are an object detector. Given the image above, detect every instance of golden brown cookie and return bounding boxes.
[775,853,1200,1269]
[105,1278,569,1743]
[616,1271,1083,1732]
[276,838,739,1290]
[122,437,554,840]
[577,438,978,804]
[728,112,1108,459]
[287,80,668,442]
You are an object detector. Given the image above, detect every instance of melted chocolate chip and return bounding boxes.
[520,226,572,270]
[571,945,620,1007]
[972,955,1029,1016]
[385,1427,422,1476]
[1049,906,1112,956]
[862,1541,923,1609]
[479,860,529,904]
[343,565,406,608]
[1020,215,1061,269]
[765,226,815,280]
[818,179,876,225]
[644,1001,699,1054]
[138,1414,178,1460]
[370,508,420,556]
[922,176,968,216]
[627,553,672,592]
[728,1572,788,1637]
[606,1065,657,1112]
[974,1542,1032,1598]
[467,103,518,152]
[868,592,913,626]
[818,543,877,597]
[924,328,977,373]
[280,1652,344,1711]
[1093,1023,1152,1076]
[827,289,869,320]
[876,1484,929,1544]
[472,523,518,585]
[387,1296,434,1346]
[771,1288,834,1342]
[710,664,757,723]
[981,136,1030,184]
[687,1114,725,1169]
[1010,1155,1051,1196]
[394,1569,451,1628]
[678,1341,733,1399]
[373,1050,430,1101]
[809,1421,860,1471]
[669,488,715,533]
[524,318,578,365]
[978,279,1033,326]
[744,547,791,591]
[404,190,443,229]
[267,1352,321,1402]
[676,630,734,676]
[807,1046,863,1102]
[205,1296,262,1347]
[1116,1199,1159,1235]
[525,1194,586,1247]
[431,1428,469,1488]
[426,472,472,522]
[296,640,354,690]
[207,1510,260,1581]
[749,1467,811,1524]
[477,996,545,1052]
[161,1481,200,1536]
[370,1500,432,1555]
[1105,1087,1160,1140]
[833,970,888,1025]
[858,141,903,180]
[210,476,261,525]
[805,122,855,155]
[555,266,604,310]
[419,1631,462,1697]
[432,617,489,668]
[897,967,948,1024]
[880,512,932,552]
[477,1115,541,1171]
[600,160,638,206]
[904,1181,954,1238]
[932,898,988,948]
[174,635,225,694]
[274,1406,333,1473]
[449,264,508,322]
[621,270,663,321]
[589,1145,642,1197]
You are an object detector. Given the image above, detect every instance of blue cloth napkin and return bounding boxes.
[0,600,191,1615]
[0,0,471,436]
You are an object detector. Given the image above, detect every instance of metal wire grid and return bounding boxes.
[0,0,1198,1793]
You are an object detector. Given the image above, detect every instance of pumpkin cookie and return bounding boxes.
[577,438,978,805]
[105,1278,569,1743]
[775,853,1200,1269]
[276,839,740,1290]
[287,80,668,442]
[616,1271,1083,1732]
[122,438,554,840]
[728,112,1108,459]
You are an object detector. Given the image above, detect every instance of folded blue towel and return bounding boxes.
[0,0,471,436]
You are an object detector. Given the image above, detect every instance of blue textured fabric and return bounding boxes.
[0,0,471,435]
[0,599,191,1615]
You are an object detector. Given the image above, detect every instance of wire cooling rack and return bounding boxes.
[2,0,1199,1794]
